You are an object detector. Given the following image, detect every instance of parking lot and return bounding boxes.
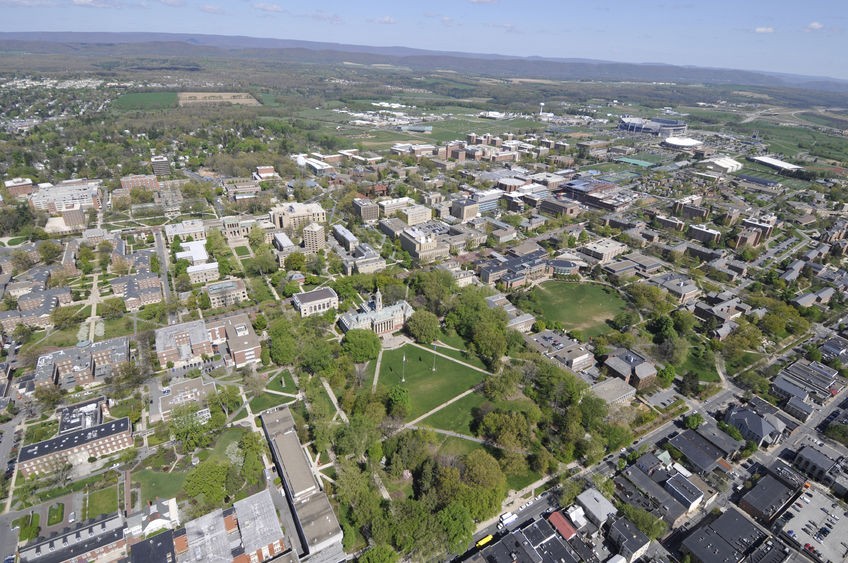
[779,487,848,562]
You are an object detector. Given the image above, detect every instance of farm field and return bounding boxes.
[532,282,630,338]
[113,92,177,110]
[378,344,489,421]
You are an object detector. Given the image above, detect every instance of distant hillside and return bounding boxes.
[1,31,847,93]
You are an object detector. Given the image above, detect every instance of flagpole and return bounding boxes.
[432,344,436,372]
[402,352,406,383]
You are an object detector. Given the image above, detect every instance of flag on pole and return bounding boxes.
[403,354,406,362]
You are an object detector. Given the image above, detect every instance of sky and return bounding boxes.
[2,0,847,79]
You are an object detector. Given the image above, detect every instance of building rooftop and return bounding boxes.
[576,488,617,524]
[19,512,125,563]
[293,287,338,305]
[181,508,233,563]
[740,475,793,519]
[233,489,284,556]
[19,417,129,462]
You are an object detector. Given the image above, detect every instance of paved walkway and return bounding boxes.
[402,387,479,429]
[320,377,349,424]
[371,349,383,393]
[407,341,492,376]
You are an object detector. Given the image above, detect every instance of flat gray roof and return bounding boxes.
[262,408,318,500]
[182,509,232,563]
[233,489,284,555]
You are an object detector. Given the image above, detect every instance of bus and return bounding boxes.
[476,535,493,548]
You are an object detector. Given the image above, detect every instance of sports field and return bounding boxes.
[533,282,629,338]
[379,344,489,421]
[113,92,177,110]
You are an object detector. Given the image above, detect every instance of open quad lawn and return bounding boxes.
[234,246,251,257]
[206,428,246,464]
[422,392,537,436]
[533,282,630,338]
[434,345,487,370]
[249,392,292,413]
[132,470,188,505]
[267,371,297,394]
[379,344,489,421]
[85,486,118,519]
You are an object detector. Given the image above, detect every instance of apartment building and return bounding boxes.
[688,224,721,245]
[204,278,249,308]
[17,418,132,477]
[150,155,170,176]
[293,287,339,318]
[302,222,326,253]
[269,202,325,230]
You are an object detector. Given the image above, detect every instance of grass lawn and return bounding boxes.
[232,408,248,421]
[207,428,246,464]
[249,392,292,413]
[12,513,40,541]
[267,371,297,394]
[423,392,538,435]
[533,282,629,338]
[38,326,83,350]
[727,352,764,375]
[132,470,187,505]
[234,246,251,257]
[435,345,487,370]
[47,502,64,526]
[436,436,483,458]
[113,91,177,110]
[102,316,136,339]
[85,486,118,519]
[24,420,58,445]
[506,466,542,491]
[379,344,489,421]
[7,237,27,246]
[680,350,721,382]
[437,330,469,351]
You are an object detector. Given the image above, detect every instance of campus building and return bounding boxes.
[338,289,414,335]
[34,337,130,390]
[187,262,221,285]
[17,418,132,477]
[261,408,344,560]
[164,219,206,244]
[302,222,326,253]
[269,202,326,230]
[293,287,339,318]
[204,278,249,308]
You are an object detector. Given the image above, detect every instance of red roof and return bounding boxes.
[548,511,576,540]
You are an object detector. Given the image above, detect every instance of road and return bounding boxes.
[152,228,176,325]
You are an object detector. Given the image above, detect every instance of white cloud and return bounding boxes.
[489,22,519,33]
[72,0,112,7]
[371,16,396,24]
[754,26,774,33]
[0,0,56,5]
[200,3,222,13]
[252,2,283,12]
[805,21,824,32]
